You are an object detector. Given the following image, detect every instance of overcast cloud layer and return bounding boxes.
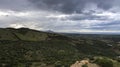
[0,0,120,33]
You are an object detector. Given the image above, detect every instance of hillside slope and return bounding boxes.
[0,28,78,67]
[0,28,70,41]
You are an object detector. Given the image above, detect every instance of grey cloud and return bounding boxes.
[0,0,120,33]
[0,0,34,11]
[29,0,114,14]
[65,14,108,21]
[83,21,120,31]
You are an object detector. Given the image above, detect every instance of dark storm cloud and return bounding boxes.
[29,0,113,14]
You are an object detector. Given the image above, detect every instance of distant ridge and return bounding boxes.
[0,27,69,41]
[45,30,54,33]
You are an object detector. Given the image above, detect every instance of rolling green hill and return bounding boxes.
[0,28,119,67]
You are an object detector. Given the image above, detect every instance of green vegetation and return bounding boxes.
[94,57,113,67]
[0,28,119,67]
[0,40,78,67]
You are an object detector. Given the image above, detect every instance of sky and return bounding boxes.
[0,0,120,33]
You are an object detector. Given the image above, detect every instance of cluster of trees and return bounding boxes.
[94,57,113,67]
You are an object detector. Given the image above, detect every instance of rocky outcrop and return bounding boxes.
[71,60,99,67]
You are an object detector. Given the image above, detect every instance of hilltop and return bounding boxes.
[0,28,69,41]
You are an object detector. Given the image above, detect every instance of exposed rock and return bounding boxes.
[71,60,99,67]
